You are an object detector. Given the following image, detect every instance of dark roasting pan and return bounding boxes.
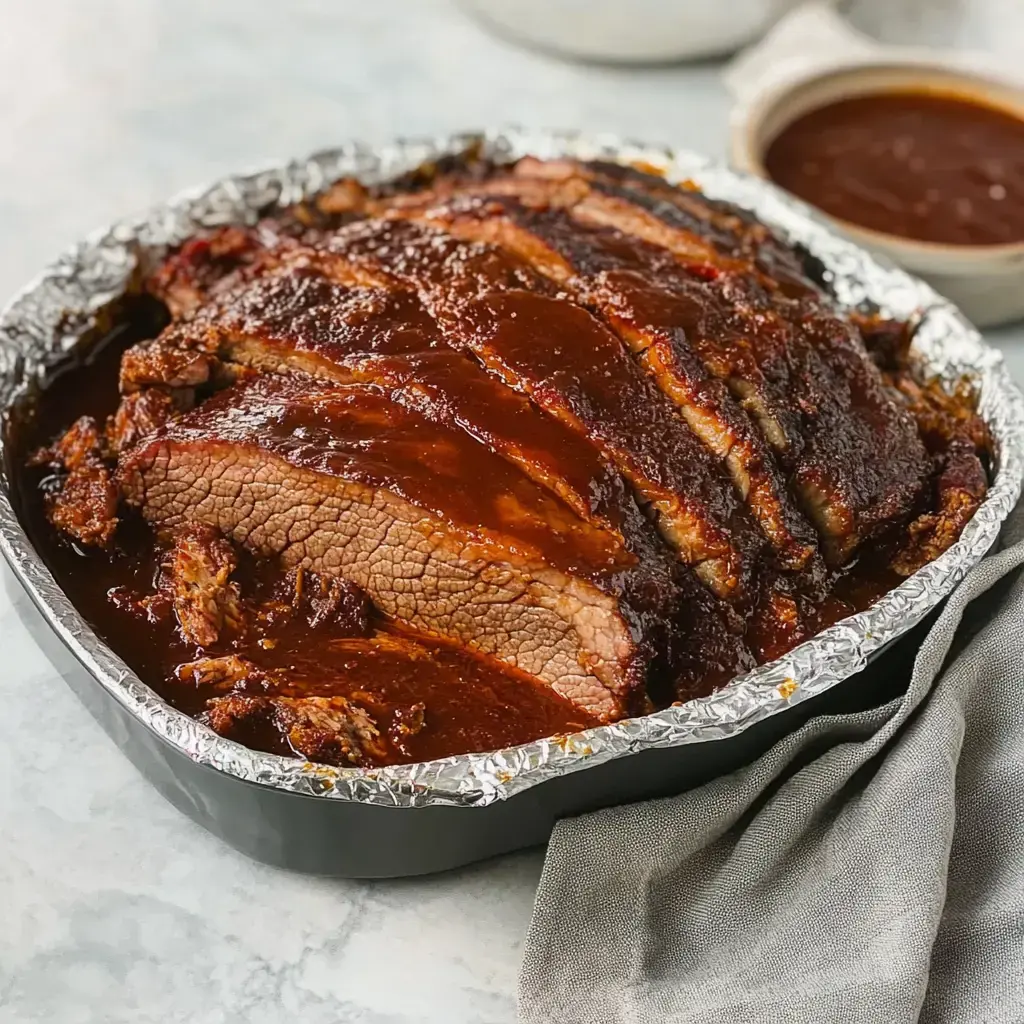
[2,130,1021,877]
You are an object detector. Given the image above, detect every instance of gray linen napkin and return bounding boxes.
[520,501,1024,1024]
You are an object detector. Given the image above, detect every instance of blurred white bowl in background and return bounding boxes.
[458,0,814,63]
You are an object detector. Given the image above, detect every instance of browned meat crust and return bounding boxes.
[163,523,244,647]
[120,338,216,394]
[46,464,118,548]
[514,157,819,297]
[889,375,991,456]
[29,416,118,547]
[204,693,386,766]
[107,389,181,453]
[893,439,988,576]
[146,226,266,318]
[886,376,991,575]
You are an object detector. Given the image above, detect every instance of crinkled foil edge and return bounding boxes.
[1,127,1021,809]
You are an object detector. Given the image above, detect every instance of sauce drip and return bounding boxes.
[764,91,1024,246]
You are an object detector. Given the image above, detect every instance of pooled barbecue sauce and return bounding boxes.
[11,313,596,766]
[765,91,1024,246]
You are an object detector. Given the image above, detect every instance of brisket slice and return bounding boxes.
[116,373,720,719]
[146,226,269,319]
[375,170,930,564]
[541,157,819,297]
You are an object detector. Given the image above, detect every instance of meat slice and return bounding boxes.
[162,523,244,646]
[590,271,818,569]
[43,462,117,548]
[378,174,930,564]
[116,373,693,719]
[319,218,765,601]
[528,157,818,296]
[119,338,216,394]
[886,375,991,576]
[106,389,181,453]
[145,226,270,318]
[29,416,118,547]
[204,693,386,766]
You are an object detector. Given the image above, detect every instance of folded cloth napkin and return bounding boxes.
[519,501,1024,1024]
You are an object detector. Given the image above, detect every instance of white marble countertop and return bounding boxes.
[2,3,1022,1021]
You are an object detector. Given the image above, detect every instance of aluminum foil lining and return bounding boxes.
[1,127,1022,809]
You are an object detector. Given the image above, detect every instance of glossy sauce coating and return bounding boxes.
[331,217,763,599]
[171,261,637,533]
[765,91,1024,246]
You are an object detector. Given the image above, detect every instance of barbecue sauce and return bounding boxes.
[765,91,1024,246]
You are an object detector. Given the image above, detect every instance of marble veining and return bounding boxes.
[1,1,1022,1021]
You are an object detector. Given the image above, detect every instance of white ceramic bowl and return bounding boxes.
[458,0,811,63]
[727,13,1024,328]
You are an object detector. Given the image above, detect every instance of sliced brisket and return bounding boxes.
[29,154,987,760]
[116,373,712,719]
[129,262,639,536]
[373,167,930,564]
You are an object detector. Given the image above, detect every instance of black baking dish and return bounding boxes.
[1,129,1020,877]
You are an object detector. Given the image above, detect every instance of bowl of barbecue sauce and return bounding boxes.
[731,61,1024,327]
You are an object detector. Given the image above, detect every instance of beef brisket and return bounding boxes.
[29,154,989,760]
